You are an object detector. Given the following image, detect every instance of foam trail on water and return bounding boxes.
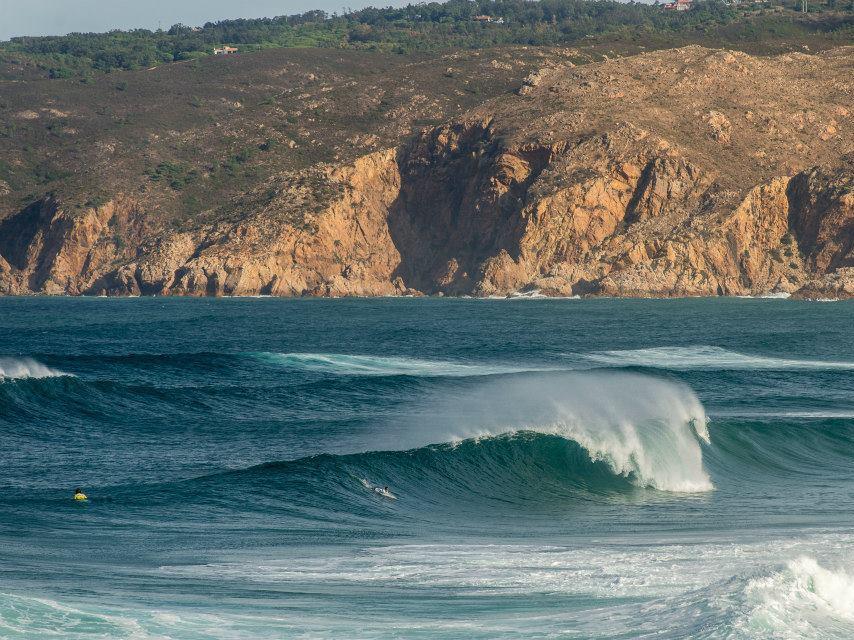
[254,352,551,377]
[0,357,71,380]
[0,592,268,639]
[404,372,712,492]
[712,410,854,419]
[583,346,854,370]
[0,593,144,637]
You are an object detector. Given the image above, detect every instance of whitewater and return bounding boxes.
[1,296,853,639]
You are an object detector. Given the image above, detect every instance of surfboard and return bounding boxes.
[358,477,397,499]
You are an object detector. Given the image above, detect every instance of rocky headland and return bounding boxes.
[0,46,851,298]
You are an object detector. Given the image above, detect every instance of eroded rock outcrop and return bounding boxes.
[10,149,405,298]
[0,196,146,295]
[386,119,851,298]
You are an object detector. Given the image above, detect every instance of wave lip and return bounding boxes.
[253,352,550,377]
[0,357,71,381]
[583,346,854,371]
[430,372,713,493]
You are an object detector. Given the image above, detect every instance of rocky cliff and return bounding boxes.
[0,46,851,298]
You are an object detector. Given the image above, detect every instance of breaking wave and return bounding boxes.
[253,352,552,377]
[193,371,714,497]
[0,357,71,381]
[583,346,854,371]
[416,371,713,492]
[733,557,854,638]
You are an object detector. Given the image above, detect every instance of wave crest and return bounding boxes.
[253,352,548,377]
[0,358,71,381]
[584,346,854,371]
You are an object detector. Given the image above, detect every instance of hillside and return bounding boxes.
[0,44,851,298]
[0,45,588,228]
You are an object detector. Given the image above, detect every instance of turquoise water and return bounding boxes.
[1,297,854,638]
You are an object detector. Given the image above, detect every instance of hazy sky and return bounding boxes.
[0,0,401,41]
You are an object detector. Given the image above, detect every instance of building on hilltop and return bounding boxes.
[213,46,239,55]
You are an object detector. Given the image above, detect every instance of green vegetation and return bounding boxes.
[32,162,71,184]
[1,0,851,77]
[84,195,111,208]
[147,162,198,190]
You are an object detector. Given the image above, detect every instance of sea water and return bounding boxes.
[1,296,853,639]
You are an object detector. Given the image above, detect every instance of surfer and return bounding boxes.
[73,487,88,501]
[361,477,395,499]
[374,485,395,499]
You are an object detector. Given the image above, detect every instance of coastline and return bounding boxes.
[0,291,848,301]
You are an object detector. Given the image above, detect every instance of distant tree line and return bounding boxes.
[1,0,851,76]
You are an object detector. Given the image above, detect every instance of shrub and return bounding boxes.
[147,161,198,190]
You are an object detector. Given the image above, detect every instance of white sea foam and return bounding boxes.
[255,352,551,377]
[159,533,854,638]
[255,346,853,378]
[17,545,849,640]
[0,592,286,639]
[734,556,854,638]
[158,539,825,597]
[482,290,581,299]
[0,357,71,381]
[737,292,792,299]
[712,410,854,420]
[582,346,854,371]
[506,289,580,299]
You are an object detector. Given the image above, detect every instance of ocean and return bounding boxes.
[1,296,853,639]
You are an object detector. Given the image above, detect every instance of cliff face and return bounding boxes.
[388,118,852,298]
[0,46,851,298]
[0,196,149,295]
[46,150,405,298]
